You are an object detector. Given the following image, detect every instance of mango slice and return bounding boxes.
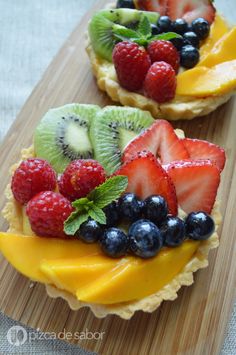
[177,60,236,97]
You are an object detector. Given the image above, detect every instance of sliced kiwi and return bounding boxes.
[34,104,100,173]
[88,8,159,62]
[89,106,154,174]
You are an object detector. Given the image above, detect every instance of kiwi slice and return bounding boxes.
[88,8,159,62]
[90,106,154,174]
[34,104,100,173]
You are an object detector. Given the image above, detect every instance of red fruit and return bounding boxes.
[26,191,73,238]
[136,0,168,15]
[58,159,106,201]
[164,159,220,214]
[11,158,57,205]
[167,0,216,24]
[182,138,226,172]
[148,40,180,73]
[123,120,189,164]
[112,41,151,91]
[144,61,176,103]
[115,151,177,215]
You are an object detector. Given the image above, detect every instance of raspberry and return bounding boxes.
[11,158,57,205]
[147,40,180,73]
[144,61,176,103]
[26,191,73,238]
[112,41,151,91]
[58,159,106,201]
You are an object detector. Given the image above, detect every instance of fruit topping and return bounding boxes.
[144,61,176,103]
[100,228,129,257]
[118,192,143,222]
[180,45,200,68]
[164,159,220,214]
[160,216,185,247]
[192,17,210,40]
[151,23,160,35]
[157,15,172,33]
[123,120,189,164]
[182,138,226,171]
[26,191,73,238]
[167,0,216,25]
[135,0,168,15]
[170,36,184,51]
[183,31,200,48]
[116,151,178,215]
[116,0,135,9]
[147,40,180,73]
[77,218,103,243]
[103,201,120,227]
[112,41,151,91]
[11,158,57,205]
[172,18,188,35]
[143,195,168,225]
[58,159,106,200]
[128,219,163,258]
[185,211,215,240]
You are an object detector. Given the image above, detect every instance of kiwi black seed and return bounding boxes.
[34,104,100,173]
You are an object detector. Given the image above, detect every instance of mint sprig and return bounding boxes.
[64,175,128,235]
[112,14,181,47]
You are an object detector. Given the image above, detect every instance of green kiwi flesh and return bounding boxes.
[34,104,100,173]
[88,9,160,62]
[89,106,154,174]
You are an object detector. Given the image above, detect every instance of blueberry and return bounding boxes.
[180,45,200,68]
[160,216,185,247]
[183,31,200,48]
[143,195,168,225]
[192,18,210,40]
[151,23,160,35]
[103,201,120,227]
[172,18,188,35]
[78,218,103,243]
[116,0,135,9]
[169,36,184,51]
[100,228,129,257]
[157,16,172,33]
[118,193,143,222]
[187,23,193,32]
[129,219,163,258]
[185,212,215,240]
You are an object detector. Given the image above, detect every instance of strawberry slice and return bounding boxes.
[135,0,168,15]
[167,0,216,24]
[115,151,177,215]
[123,120,189,164]
[164,159,220,214]
[182,138,226,172]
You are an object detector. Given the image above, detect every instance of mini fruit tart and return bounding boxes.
[1,104,225,319]
[86,0,236,120]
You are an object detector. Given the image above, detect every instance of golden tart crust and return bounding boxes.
[2,145,221,319]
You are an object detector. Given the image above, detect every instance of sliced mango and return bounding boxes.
[200,14,229,59]
[177,60,236,97]
[198,27,236,67]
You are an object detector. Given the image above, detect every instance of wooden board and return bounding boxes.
[0,1,236,354]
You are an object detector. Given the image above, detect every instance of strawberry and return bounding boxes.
[164,159,220,214]
[182,138,226,172]
[123,120,189,164]
[147,40,180,73]
[115,151,178,215]
[167,0,216,24]
[135,0,168,15]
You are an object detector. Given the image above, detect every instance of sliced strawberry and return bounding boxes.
[182,138,226,172]
[123,120,189,164]
[167,0,216,24]
[135,0,168,15]
[115,151,177,215]
[164,159,220,214]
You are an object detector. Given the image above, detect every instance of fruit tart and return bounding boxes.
[1,104,225,319]
[86,0,236,120]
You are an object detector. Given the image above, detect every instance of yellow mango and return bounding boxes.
[177,60,236,97]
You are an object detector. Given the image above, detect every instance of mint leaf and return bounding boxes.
[150,32,182,42]
[72,197,90,208]
[88,205,107,225]
[88,175,128,209]
[112,24,138,40]
[138,15,151,37]
[64,212,89,235]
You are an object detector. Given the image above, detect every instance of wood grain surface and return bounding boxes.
[0,0,236,354]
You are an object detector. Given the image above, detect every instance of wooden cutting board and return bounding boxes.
[0,1,236,354]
